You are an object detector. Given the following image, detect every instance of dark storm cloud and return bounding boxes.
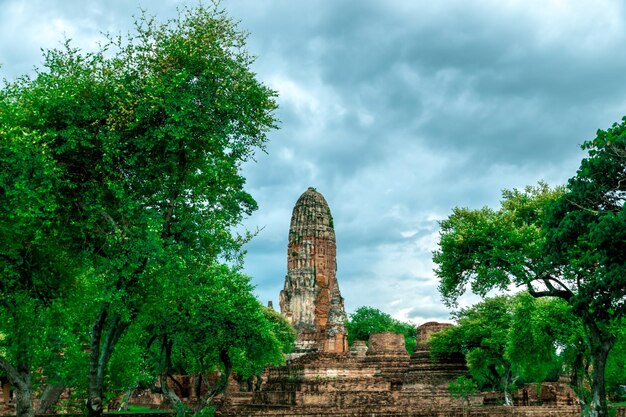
[0,0,180,79]
[231,0,626,323]
[3,0,626,323]
[233,0,626,170]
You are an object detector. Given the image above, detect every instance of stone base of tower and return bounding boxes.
[286,340,318,361]
[320,333,348,354]
[217,326,581,417]
[218,330,472,416]
[287,330,348,360]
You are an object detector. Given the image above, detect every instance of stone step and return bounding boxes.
[226,392,254,406]
[218,405,583,417]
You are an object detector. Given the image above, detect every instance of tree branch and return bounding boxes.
[148,374,183,410]
[528,286,573,301]
[544,275,573,294]
[167,374,185,394]
[199,349,232,410]
[99,314,128,373]
[0,356,25,390]
[36,383,66,414]
[527,273,574,301]
[565,198,599,215]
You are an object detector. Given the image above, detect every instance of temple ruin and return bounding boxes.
[217,187,582,417]
[279,187,348,355]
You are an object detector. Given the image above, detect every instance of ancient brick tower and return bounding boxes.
[279,187,348,355]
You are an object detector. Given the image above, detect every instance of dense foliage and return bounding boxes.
[1,4,280,417]
[448,375,478,412]
[433,117,626,417]
[345,306,417,354]
[430,293,582,405]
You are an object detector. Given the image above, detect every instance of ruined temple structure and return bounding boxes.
[219,327,581,417]
[215,187,585,417]
[279,187,348,355]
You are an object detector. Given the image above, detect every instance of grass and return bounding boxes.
[105,405,171,414]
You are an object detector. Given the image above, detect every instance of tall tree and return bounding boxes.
[139,263,289,415]
[0,98,86,417]
[1,4,277,417]
[434,115,626,417]
[430,293,579,405]
[542,117,626,417]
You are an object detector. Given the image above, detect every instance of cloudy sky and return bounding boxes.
[2,0,626,324]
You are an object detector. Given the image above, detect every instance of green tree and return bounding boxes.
[1,4,277,417]
[506,293,578,385]
[430,296,516,404]
[449,375,478,416]
[430,293,579,406]
[232,307,296,393]
[0,99,89,417]
[263,306,297,357]
[434,113,626,417]
[542,117,626,417]
[345,306,416,355]
[139,264,286,415]
[346,307,396,344]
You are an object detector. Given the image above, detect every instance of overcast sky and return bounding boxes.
[2,0,626,324]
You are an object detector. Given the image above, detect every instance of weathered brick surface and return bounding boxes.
[219,405,583,417]
[349,340,368,357]
[416,322,453,349]
[219,324,584,417]
[280,188,348,355]
[368,332,408,355]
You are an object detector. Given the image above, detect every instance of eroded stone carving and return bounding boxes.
[279,187,348,355]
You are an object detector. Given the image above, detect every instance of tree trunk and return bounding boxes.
[159,374,184,411]
[197,350,232,413]
[586,342,611,417]
[15,381,35,417]
[218,349,233,399]
[36,383,66,414]
[86,307,107,417]
[583,319,614,417]
[0,334,34,417]
[148,335,187,414]
[194,375,203,398]
[501,366,513,406]
[87,306,128,417]
[117,386,136,412]
[0,361,34,417]
[15,383,34,417]
[571,348,590,414]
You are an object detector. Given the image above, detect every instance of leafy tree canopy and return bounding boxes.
[430,293,578,400]
[1,3,278,417]
[346,306,417,355]
[433,116,626,417]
